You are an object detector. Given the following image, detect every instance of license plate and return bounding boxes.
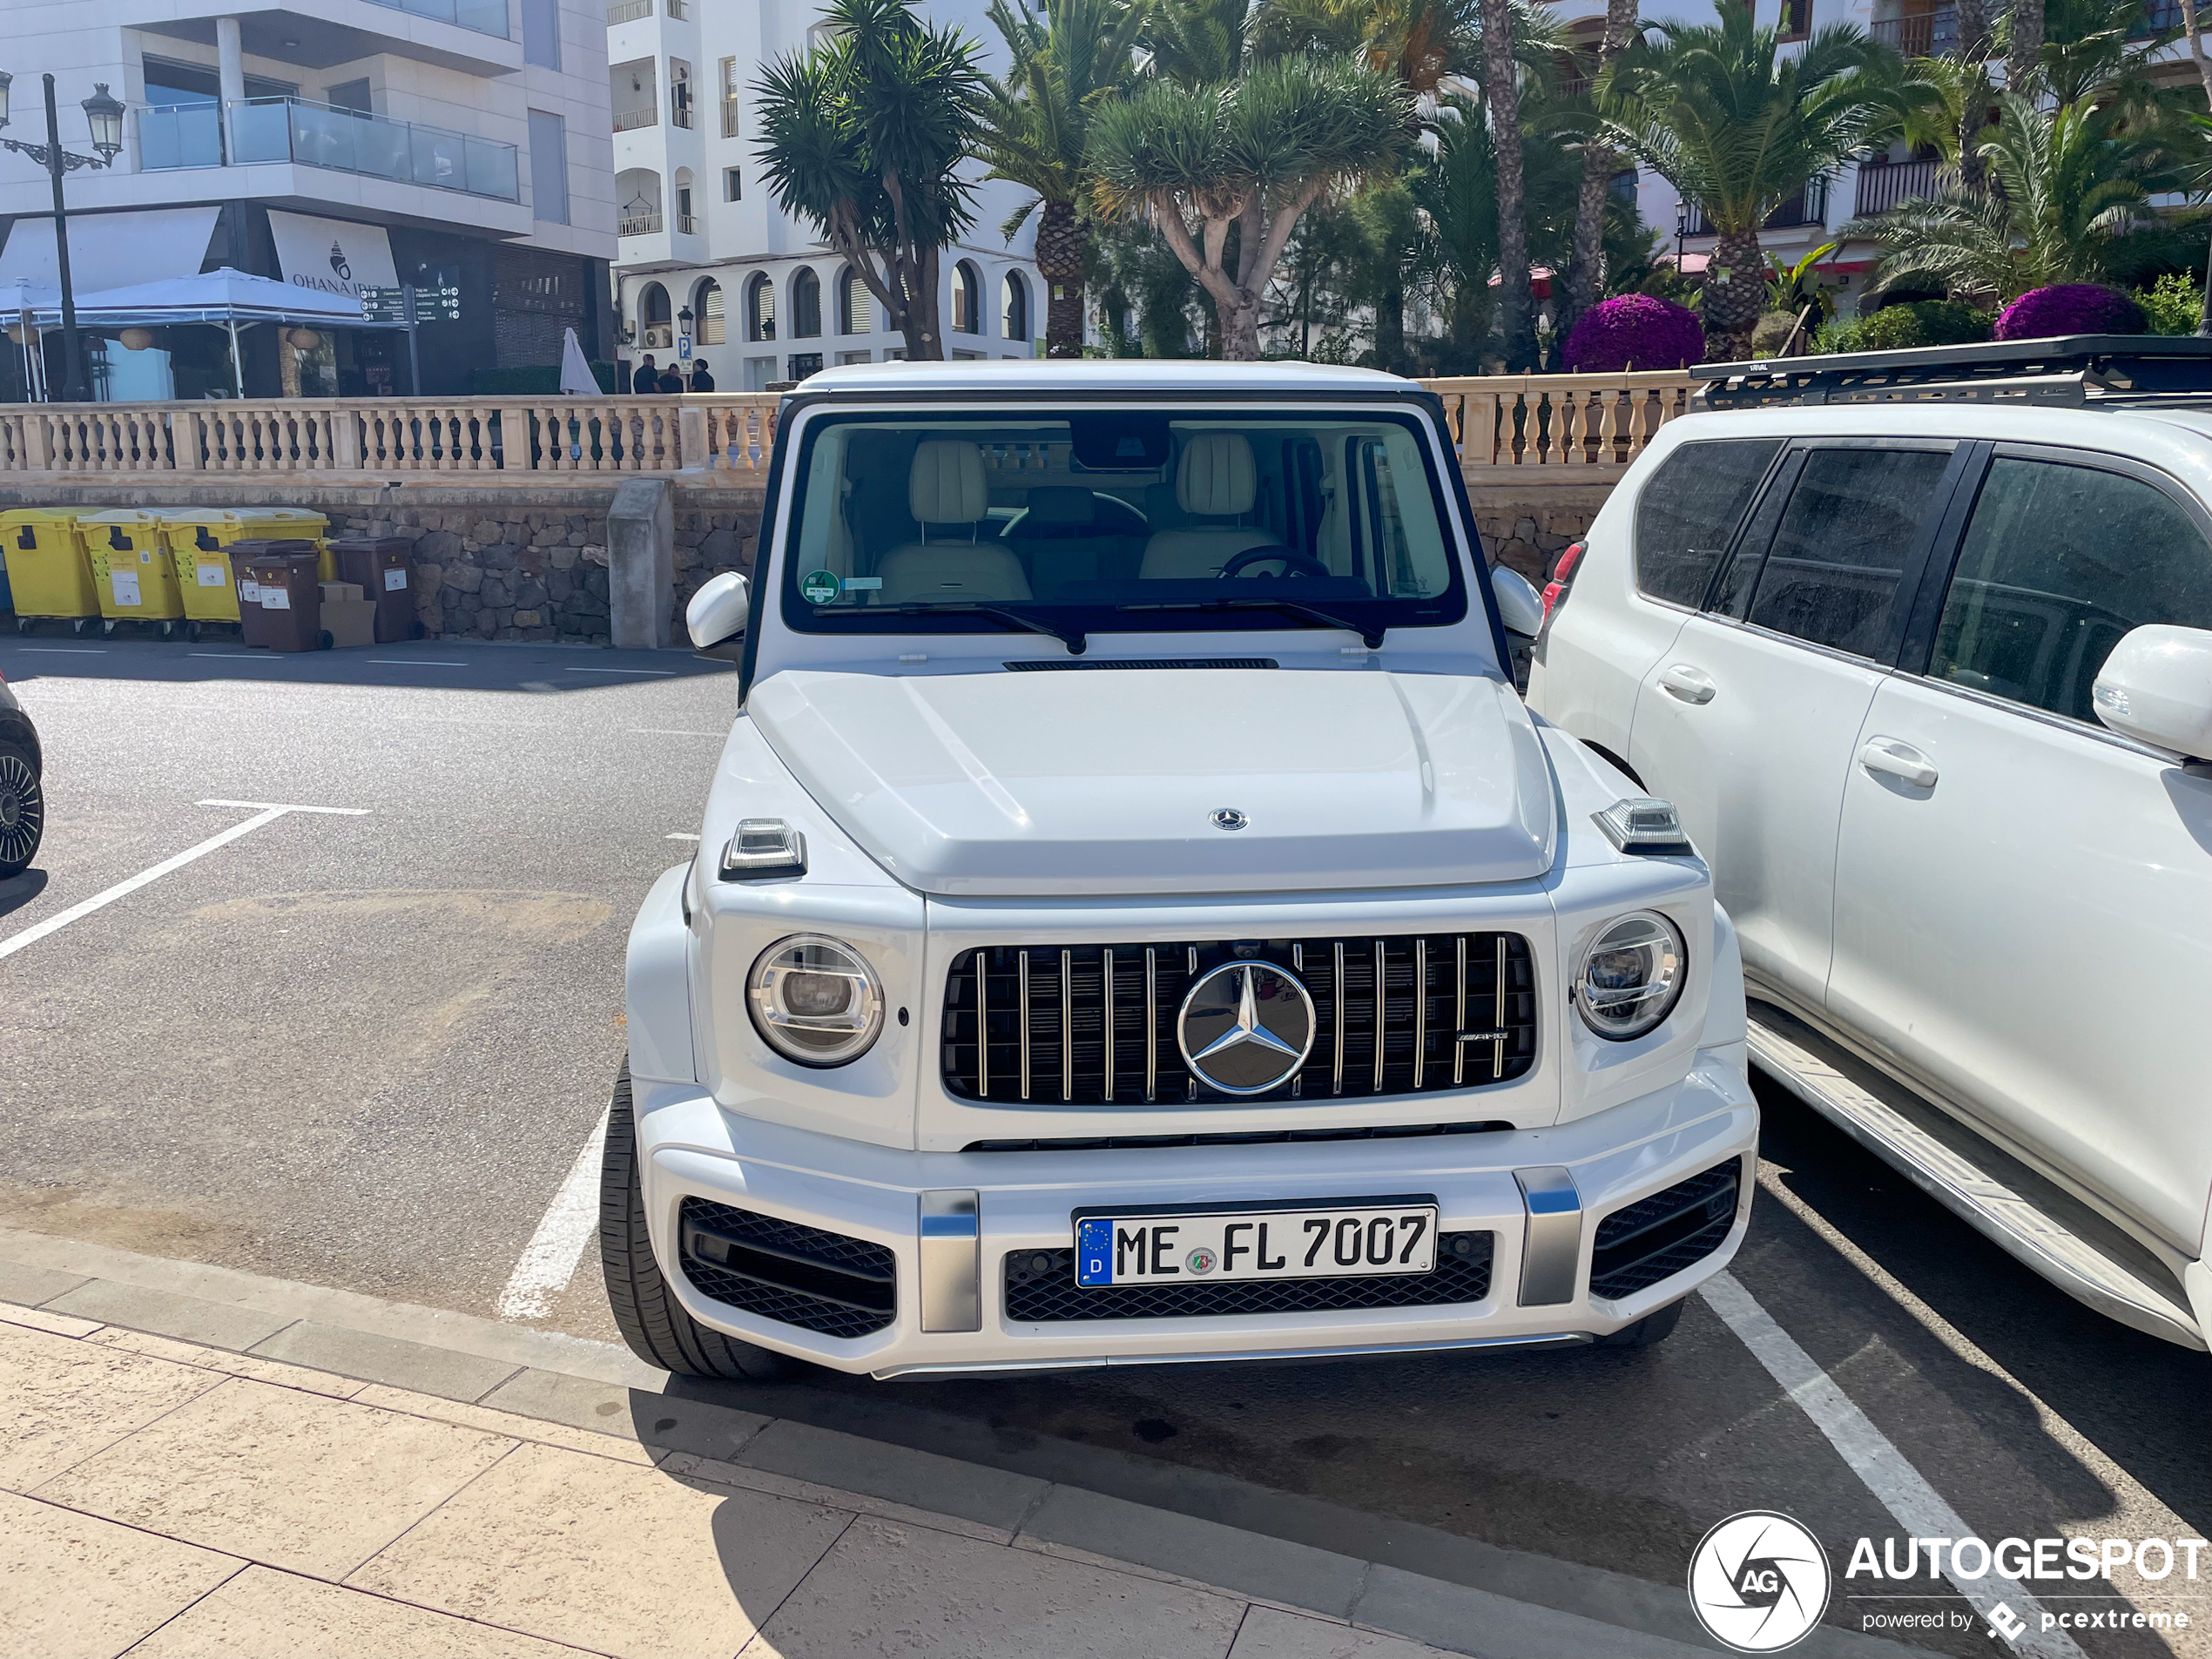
[1074,1200,1439,1287]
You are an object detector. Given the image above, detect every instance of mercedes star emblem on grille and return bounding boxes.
[1210,807,1249,831]
[1177,961,1315,1095]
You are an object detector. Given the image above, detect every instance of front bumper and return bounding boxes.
[635,1044,1757,1378]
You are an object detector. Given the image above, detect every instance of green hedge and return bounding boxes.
[1817,300,1993,354]
[470,361,620,395]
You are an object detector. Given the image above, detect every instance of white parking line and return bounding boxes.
[567,666,676,677]
[665,833,701,841]
[0,800,369,962]
[17,647,107,654]
[631,728,724,738]
[1700,1271,2085,1658]
[496,1106,610,1320]
[370,658,468,667]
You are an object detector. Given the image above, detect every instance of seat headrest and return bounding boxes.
[909,440,988,524]
[1016,487,1096,532]
[1177,433,1258,517]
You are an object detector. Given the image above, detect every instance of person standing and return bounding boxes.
[688,358,716,392]
[658,363,686,394]
[631,355,658,395]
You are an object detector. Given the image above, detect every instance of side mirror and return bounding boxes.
[2094,624,2212,759]
[686,570,749,651]
[1492,565,1545,638]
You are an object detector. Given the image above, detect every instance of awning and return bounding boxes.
[266,209,400,304]
[69,267,374,327]
[0,207,220,292]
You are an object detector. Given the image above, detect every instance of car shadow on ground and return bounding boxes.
[0,870,48,919]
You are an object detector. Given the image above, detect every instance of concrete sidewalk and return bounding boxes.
[0,1227,1917,1659]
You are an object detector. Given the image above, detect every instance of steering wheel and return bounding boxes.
[1219,547,1332,579]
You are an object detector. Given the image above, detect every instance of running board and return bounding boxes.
[1746,1001,2206,1351]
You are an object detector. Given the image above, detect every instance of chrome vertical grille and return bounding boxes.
[941,934,1536,1104]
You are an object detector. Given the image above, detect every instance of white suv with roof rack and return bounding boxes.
[1527,334,2212,1353]
[603,359,1757,1381]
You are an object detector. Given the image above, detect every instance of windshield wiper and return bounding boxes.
[871,602,1086,655]
[1115,598,1384,650]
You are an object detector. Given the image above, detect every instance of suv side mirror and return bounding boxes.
[686,570,749,651]
[2094,624,2212,759]
[1492,566,1544,638]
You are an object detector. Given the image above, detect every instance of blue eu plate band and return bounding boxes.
[919,1189,981,1332]
[1514,1166,1583,1306]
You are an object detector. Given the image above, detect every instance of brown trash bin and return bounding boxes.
[235,541,325,652]
[328,536,416,644]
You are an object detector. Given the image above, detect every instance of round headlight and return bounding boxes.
[1575,912,1686,1041]
[746,934,884,1067]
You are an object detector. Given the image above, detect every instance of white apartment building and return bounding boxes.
[607,0,1042,391]
[1552,0,2191,315]
[0,0,615,399]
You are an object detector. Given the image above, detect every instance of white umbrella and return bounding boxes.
[559,327,597,396]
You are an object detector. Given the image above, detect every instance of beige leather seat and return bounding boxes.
[1138,432,1282,580]
[875,440,1032,604]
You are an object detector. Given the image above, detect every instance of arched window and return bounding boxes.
[838,266,872,334]
[951,260,981,334]
[638,280,671,349]
[1001,270,1028,342]
[695,278,725,346]
[745,272,775,342]
[792,267,822,338]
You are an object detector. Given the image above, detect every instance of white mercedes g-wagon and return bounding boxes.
[604,361,1757,1381]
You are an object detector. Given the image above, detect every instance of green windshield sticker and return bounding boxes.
[799,570,841,604]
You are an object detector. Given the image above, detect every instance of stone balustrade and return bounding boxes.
[0,373,1696,485]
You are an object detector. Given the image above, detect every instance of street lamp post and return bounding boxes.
[0,72,125,402]
[1675,198,1689,274]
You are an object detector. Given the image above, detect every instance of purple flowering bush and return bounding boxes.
[1993,284,2146,341]
[1561,295,1705,372]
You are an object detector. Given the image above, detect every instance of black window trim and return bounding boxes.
[1628,435,1792,616]
[1698,436,1979,672]
[1892,439,2212,759]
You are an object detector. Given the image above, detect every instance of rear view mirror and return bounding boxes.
[2093,624,2212,759]
[1492,566,1545,638]
[686,570,750,651]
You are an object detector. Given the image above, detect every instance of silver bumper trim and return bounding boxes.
[917,1189,981,1332]
[1514,1165,1583,1306]
[870,1329,1593,1379]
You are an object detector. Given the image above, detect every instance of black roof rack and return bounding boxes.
[1690,334,2212,410]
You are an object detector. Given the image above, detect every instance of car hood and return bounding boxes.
[746,667,1557,896]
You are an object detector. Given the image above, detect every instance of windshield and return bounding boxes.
[775,408,1470,641]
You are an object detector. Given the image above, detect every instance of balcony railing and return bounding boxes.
[607,0,652,20]
[618,212,664,236]
[1682,177,1828,236]
[1869,7,1959,57]
[362,0,509,39]
[721,98,740,138]
[675,213,697,233]
[137,98,520,201]
[613,106,658,132]
[1853,157,1943,216]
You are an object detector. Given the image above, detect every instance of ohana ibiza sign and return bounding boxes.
[266,210,400,303]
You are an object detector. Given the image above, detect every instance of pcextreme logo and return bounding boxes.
[1688,1512,1832,1653]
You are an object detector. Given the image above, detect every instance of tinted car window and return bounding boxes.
[1931,456,2212,722]
[1747,446,1952,659]
[1634,439,1781,607]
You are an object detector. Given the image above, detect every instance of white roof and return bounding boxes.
[795,359,1420,397]
[71,267,366,323]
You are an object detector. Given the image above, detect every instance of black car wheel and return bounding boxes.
[0,741,43,879]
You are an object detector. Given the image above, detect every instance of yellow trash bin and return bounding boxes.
[79,509,186,635]
[158,509,335,631]
[1,509,99,633]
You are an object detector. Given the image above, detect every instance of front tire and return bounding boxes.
[599,1062,796,1380]
[0,741,44,879]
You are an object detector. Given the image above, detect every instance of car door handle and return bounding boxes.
[1658,664,1716,705]
[1859,738,1938,789]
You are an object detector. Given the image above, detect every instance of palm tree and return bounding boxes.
[974,0,1147,357]
[1089,55,1416,358]
[2010,0,2047,98]
[1850,93,2182,303]
[1597,0,1927,361]
[1480,0,1537,368]
[1142,0,1252,86]
[1561,0,1639,337]
[752,0,982,360]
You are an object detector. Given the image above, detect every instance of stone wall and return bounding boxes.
[0,479,765,644]
[1466,486,1613,585]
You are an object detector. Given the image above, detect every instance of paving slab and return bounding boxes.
[37,1374,516,1578]
[125,1565,592,1659]
[0,1487,243,1659]
[0,1321,223,1492]
[1349,1564,1720,1659]
[251,1319,524,1403]
[354,1380,658,1467]
[739,1513,1249,1659]
[728,1418,1050,1535]
[84,1325,369,1399]
[47,1278,297,1353]
[1229,1607,1460,1659]
[0,1259,88,1309]
[478,1365,654,1442]
[348,1439,853,1659]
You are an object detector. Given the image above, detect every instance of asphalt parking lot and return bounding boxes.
[2,637,2207,1658]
